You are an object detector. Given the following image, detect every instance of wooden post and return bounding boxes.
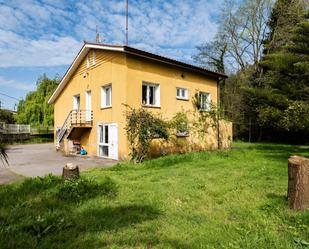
[62,163,79,180]
[288,156,309,210]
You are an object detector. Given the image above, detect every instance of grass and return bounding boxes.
[9,136,53,145]
[1,142,309,248]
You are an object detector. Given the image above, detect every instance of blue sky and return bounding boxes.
[0,0,222,110]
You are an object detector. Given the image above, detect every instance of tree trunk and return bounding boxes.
[287,156,309,210]
[62,163,79,180]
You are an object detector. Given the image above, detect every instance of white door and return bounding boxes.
[85,91,92,121]
[97,123,118,160]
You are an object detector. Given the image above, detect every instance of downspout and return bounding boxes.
[217,78,221,149]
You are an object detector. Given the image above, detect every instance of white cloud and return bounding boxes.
[0,30,81,67]
[0,0,222,67]
[0,76,35,91]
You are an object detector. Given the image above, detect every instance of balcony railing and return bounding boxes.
[56,109,93,146]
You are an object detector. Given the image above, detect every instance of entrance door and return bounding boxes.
[85,91,92,121]
[97,123,118,160]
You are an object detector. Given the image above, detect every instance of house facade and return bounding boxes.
[48,42,232,160]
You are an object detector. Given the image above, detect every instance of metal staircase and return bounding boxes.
[56,110,93,147]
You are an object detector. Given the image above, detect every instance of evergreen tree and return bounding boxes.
[247,0,309,141]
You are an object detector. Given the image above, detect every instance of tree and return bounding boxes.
[0,109,15,124]
[194,0,309,143]
[15,75,59,126]
[253,1,309,140]
[193,34,228,74]
[221,0,272,71]
[193,34,228,105]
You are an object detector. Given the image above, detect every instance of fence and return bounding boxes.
[0,123,53,135]
[0,123,30,134]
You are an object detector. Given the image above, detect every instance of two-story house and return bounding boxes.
[48,42,231,160]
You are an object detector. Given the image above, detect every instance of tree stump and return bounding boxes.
[288,156,309,210]
[62,163,79,180]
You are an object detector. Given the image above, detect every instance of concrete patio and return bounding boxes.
[0,143,117,184]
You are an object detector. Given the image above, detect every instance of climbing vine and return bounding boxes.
[125,91,225,162]
[125,106,169,162]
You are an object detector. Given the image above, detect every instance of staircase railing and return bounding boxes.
[56,110,93,147]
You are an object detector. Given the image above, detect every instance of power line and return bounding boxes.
[0,92,20,101]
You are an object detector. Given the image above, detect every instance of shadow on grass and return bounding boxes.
[242,143,309,162]
[0,175,163,249]
[259,193,288,215]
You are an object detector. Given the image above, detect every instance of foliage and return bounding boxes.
[251,2,309,141]
[194,0,309,143]
[193,34,228,74]
[125,106,169,162]
[15,75,58,126]
[169,111,189,136]
[57,176,118,201]
[1,142,309,248]
[0,109,15,124]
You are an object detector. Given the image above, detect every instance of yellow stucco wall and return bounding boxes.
[54,48,230,160]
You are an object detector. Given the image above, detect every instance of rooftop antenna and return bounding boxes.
[96,25,101,44]
[125,0,128,45]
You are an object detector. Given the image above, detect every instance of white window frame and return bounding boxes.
[176,87,188,100]
[200,92,211,111]
[73,94,80,110]
[142,82,160,107]
[101,84,112,108]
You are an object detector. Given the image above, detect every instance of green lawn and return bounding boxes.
[1,142,309,248]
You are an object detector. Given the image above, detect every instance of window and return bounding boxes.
[86,51,96,68]
[142,82,160,107]
[73,94,80,110]
[176,87,188,100]
[98,124,109,157]
[92,50,96,65]
[86,54,90,68]
[101,84,112,108]
[200,92,211,111]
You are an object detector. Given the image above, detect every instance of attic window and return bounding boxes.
[87,54,90,68]
[86,51,96,68]
[92,51,96,65]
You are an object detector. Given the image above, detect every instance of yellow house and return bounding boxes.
[48,42,231,160]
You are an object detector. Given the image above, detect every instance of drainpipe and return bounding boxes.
[217,78,220,149]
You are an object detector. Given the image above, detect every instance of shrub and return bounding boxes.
[57,176,118,201]
[125,106,169,162]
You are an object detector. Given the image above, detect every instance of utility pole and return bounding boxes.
[125,0,128,45]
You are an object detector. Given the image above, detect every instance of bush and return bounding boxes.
[57,176,118,201]
[125,107,169,162]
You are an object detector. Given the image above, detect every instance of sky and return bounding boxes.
[0,0,222,110]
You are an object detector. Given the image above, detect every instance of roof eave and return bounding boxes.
[123,46,227,79]
[48,43,125,104]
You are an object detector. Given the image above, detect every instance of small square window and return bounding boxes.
[176,87,188,100]
[101,84,112,108]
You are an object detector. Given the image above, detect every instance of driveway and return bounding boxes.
[1,143,117,184]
